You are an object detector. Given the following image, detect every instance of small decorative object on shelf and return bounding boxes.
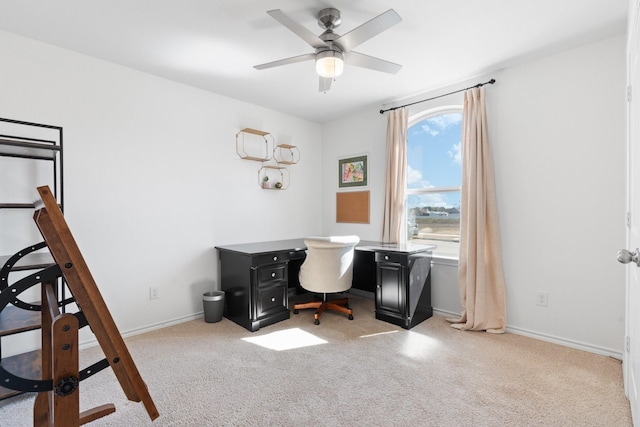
[259,165,290,190]
[273,144,300,165]
[236,128,273,161]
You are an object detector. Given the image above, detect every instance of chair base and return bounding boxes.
[293,296,353,325]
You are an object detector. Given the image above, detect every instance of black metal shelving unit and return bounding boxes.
[0,117,64,400]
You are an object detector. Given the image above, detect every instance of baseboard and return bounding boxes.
[505,324,623,360]
[79,312,203,351]
[433,308,623,360]
[79,304,623,361]
[432,308,460,318]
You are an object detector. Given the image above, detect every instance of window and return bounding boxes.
[406,107,462,254]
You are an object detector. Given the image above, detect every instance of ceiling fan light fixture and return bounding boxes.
[315,50,344,78]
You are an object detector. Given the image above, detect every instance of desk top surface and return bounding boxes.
[215,238,436,256]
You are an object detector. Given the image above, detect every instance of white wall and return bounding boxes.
[0,29,627,358]
[0,30,322,352]
[321,34,627,356]
[491,35,626,355]
[320,109,387,241]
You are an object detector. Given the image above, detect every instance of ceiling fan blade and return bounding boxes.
[319,76,332,92]
[267,9,328,49]
[254,53,315,70]
[346,51,402,74]
[336,9,401,51]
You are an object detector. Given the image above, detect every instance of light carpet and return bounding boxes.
[0,294,632,426]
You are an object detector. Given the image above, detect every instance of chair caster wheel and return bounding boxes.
[293,309,299,314]
[348,314,354,320]
[314,319,320,325]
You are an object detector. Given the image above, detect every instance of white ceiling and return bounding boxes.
[0,0,628,123]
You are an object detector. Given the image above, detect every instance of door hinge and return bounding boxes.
[627,335,631,353]
[628,85,633,103]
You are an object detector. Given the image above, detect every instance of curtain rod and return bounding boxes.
[379,78,496,114]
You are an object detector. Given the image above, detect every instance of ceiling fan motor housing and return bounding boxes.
[317,30,343,55]
[317,8,341,30]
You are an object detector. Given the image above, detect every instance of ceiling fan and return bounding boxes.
[254,8,402,92]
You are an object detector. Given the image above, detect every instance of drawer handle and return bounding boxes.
[385,255,389,260]
[271,272,276,277]
[273,256,278,261]
[271,297,276,302]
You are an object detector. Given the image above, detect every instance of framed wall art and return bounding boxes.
[338,154,368,188]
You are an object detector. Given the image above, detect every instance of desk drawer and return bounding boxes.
[258,264,287,284]
[375,252,406,264]
[253,252,290,266]
[256,283,288,319]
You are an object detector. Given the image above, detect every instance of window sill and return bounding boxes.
[409,238,459,265]
[431,253,459,266]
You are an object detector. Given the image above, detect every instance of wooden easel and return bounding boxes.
[31,185,159,425]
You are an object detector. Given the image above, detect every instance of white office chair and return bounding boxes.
[293,235,360,325]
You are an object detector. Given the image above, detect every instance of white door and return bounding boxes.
[624,1,640,423]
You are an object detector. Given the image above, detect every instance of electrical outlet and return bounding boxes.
[536,290,548,307]
[149,286,160,300]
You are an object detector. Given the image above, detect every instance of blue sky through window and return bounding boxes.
[407,112,462,209]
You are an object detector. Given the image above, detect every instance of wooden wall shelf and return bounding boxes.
[273,144,299,165]
[236,128,273,162]
[259,165,290,190]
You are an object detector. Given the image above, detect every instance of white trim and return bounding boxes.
[349,284,621,359]
[431,254,459,266]
[433,308,460,318]
[434,308,622,359]
[505,324,623,360]
[78,312,203,350]
[76,305,623,360]
[406,186,461,194]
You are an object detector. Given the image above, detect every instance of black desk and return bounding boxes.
[215,239,435,332]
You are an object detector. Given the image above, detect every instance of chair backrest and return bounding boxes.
[299,236,360,294]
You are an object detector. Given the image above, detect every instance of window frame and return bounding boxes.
[404,105,463,252]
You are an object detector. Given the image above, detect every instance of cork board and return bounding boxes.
[336,191,370,223]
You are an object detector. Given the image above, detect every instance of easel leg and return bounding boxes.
[33,281,56,427]
[51,313,79,425]
[33,282,80,426]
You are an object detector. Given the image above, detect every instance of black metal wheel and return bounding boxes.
[0,246,109,393]
[348,314,354,320]
[293,309,299,314]
[314,319,320,325]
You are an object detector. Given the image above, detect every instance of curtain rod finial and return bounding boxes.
[379,109,385,114]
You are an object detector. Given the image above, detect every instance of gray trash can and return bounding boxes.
[203,290,225,323]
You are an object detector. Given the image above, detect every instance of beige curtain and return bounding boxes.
[448,87,506,333]
[381,108,408,243]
